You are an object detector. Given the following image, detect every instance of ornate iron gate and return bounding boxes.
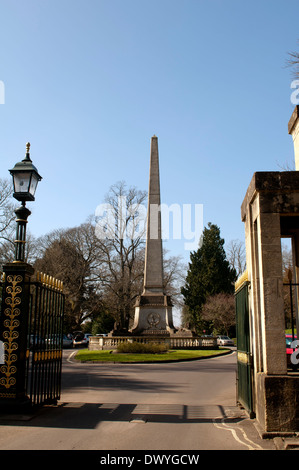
[0,268,64,409]
[27,272,65,406]
[235,271,254,417]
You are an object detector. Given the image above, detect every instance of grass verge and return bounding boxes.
[74,348,232,363]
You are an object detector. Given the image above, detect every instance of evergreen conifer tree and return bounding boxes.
[181,223,237,333]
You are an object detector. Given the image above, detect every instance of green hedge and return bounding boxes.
[117,341,169,354]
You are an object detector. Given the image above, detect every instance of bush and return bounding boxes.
[117,341,169,354]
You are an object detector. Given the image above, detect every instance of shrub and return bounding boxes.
[117,341,169,354]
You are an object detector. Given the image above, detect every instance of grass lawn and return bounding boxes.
[74,348,232,363]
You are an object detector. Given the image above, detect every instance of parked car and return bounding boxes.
[43,334,73,349]
[217,335,234,346]
[73,333,92,347]
[63,334,73,348]
[29,335,46,350]
[286,334,298,367]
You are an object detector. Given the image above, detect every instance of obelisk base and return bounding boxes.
[130,294,177,336]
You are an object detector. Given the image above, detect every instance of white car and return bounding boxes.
[217,335,234,346]
[73,333,92,347]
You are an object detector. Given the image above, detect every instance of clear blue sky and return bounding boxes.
[0,0,298,264]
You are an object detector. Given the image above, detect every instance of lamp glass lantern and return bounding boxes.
[9,142,42,263]
[9,142,42,202]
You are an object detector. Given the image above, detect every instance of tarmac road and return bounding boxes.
[0,348,277,454]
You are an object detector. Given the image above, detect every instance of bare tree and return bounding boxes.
[201,293,235,336]
[281,242,293,275]
[226,239,246,278]
[0,178,16,262]
[163,250,186,308]
[34,223,105,330]
[94,181,147,330]
[287,42,299,78]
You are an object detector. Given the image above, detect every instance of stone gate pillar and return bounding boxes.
[242,186,287,377]
[239,106,299,434]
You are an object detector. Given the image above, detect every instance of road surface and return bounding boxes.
[0,349,276,452]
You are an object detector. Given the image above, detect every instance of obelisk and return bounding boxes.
[143,135,164,294]
[130,136,176,336]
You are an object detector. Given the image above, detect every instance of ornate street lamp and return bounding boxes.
[9,142,42,262]
[0,144,42,410]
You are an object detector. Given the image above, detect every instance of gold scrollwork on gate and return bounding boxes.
[32,349,62,363]
[0,274,23,389]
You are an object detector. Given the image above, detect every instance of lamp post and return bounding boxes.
[0,143,42,409]
[9,142,42,262]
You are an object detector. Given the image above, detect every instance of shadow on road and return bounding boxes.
[0,403,245,430]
